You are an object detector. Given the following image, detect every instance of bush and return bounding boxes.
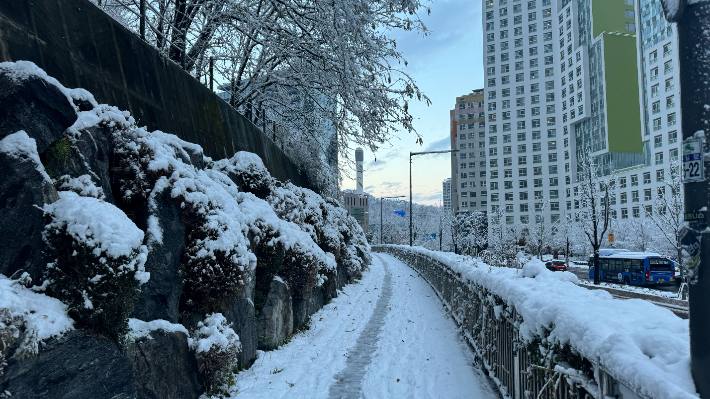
[189,313,241,395]
[43,193,148,341]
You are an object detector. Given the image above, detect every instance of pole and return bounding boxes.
[381,199,383,245]
[209,56,214,91]
[661,0,710,395]
[409,153,413,246]
[139,0,146,40]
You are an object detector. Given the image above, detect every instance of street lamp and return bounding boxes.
[380,195,405,245]
[410,149,458,246]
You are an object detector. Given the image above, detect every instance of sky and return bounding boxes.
[340,0,483,206]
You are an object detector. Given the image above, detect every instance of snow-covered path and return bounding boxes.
[229,253,498,399]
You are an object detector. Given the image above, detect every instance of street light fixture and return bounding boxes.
[380,195,405,245]
[410,149,458,246]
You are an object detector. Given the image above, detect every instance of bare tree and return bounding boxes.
[647,161,686,298]
[488,206,522,265]
[576,153,617,285]
[92,0,431,194]
[530,196,558,260]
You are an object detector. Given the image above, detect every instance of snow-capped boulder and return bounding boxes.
[222,296,258,369]
[0,62,77,154]
[126,319,202,399]
[0,131,59,282]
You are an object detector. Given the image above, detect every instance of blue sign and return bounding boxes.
[393,210,406,217]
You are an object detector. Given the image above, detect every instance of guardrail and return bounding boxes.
[372,245,644,399]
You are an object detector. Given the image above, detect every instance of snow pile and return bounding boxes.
[188,313,241,393]
[0,274,74,358]
[383,245,697,399]
[0,131,52,183]
[128,318,189,340]
[57,174,106,199]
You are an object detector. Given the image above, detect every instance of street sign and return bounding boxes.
[682,138,704,182]
[608,232,615,243]
[393,210,406,217]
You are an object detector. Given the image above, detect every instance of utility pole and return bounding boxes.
[139,0,146,40]
[409,149,458,246]
[381,195,405,245]
[660,0,710,396]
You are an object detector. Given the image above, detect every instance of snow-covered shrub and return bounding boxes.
[212,152,275,199]
[56,174,105,199]
[0,273,73,375]
[188,313,241,394]
[171,170,255,314]
[42,192,148,340]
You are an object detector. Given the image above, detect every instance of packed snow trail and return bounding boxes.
[229,253,497,399]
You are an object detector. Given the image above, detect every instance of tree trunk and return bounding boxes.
[593,251,600,285]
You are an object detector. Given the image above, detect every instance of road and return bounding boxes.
[567,266,688,318]
[228,253,499,399]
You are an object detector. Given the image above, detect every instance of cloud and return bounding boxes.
[364,185,376,191]
[424,135,451,152]
[380,181,403,190]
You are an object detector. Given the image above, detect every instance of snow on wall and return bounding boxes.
[379,245,698,399]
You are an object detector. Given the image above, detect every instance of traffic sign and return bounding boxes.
[683,138,704,182]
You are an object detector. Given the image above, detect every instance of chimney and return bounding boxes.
[355,148,364,194]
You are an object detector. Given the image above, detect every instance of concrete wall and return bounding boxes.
[0,0,316,191]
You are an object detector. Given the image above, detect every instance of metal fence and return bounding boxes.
[373,246,645,399]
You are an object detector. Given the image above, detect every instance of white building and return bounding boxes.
[477,0,682,245]
[443,178,453,213]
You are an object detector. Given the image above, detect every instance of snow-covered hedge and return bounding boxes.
[376,245,697,399]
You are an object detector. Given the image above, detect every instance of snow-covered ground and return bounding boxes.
[228,254,498,399]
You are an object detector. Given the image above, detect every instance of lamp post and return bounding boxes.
[410,149,458,246]
[380,195,405,245]
[659,0,710,395]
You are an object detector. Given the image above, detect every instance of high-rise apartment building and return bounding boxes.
[443,178,453,213]
[450,91,487,214]
[478,0,681,237]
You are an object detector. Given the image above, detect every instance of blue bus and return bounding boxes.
[588,251,675,286]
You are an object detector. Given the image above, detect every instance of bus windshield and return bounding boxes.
[649,258,672,272]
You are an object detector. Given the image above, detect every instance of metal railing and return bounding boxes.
[373,245,642,399]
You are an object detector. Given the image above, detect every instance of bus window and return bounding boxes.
[632,259,643,272]
[622,259,632,271]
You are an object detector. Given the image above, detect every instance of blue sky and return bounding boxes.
[341,0,484,205]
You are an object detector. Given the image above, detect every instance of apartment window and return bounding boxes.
[632,191,639,202]
[546,117,556,126]
[651,84,659,98]
[649,50,658,63]
[490,182,499,190]
[519,167,528,176]
[489,91,497,100]
[644,189,652,201]
[667,95,675,109]
[633,207,640,218]
[668,113,677,127]
[657,169,665,182]
[533,143,541,152]
[650,67,658,81]
[619,177,627,188]
[546,105,556,114]
[548,141,557,150]
[549,177,558,186]
[620,192,628,204]
[652,101,661,115]
[653,118,662,131]
[489,148,498,156]
[664,60,673,74]
[670,148,679,161]
[549,165,558,174]
[504,181,513,189]
[534,166,542,175]
[531,83,540,92]
[504,157,513,166]
[533,154,542,163]
[654,135,662,148]
[665,78,674,92]
[655,152,664,165]
[663,42,672,57]
[515,15,523,24]
[643,172,651,184]
[621,208,629,219]
[502,52,510,62]
[631,175,638,186]
[519,156,527,164]
[548,153,557,162]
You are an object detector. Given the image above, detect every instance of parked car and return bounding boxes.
[545,260,568,272]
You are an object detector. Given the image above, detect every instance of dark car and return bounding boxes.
[545,260,567,271]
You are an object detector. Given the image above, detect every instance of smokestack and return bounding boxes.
[355,148,364,194]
